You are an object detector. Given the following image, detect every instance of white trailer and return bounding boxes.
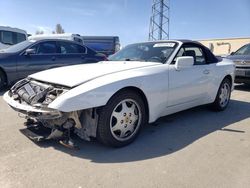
[29,33,84,44]
[0,26,27,49]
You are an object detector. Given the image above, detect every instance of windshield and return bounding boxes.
[234,44,250,55]
[108,42,177,63]
[0,40,35,53]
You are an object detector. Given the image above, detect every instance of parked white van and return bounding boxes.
[0,26,27,49]
[29,33,84,44]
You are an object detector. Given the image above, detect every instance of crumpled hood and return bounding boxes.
[28,61,160,87]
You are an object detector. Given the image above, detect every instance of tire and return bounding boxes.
[97,90,147,147]
[211,78,232,111]
[0,70,6,91]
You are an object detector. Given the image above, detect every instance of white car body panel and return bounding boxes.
[48,63,169,122]
[46,59,234,123]
[28,61,160,88]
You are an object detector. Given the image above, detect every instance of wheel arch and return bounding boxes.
[211,74,233,102]
[210,74,232,111]
[224,74,233,87]
[108,86,150,123]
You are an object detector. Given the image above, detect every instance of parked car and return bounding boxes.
[4,40,235,148]
[227,43,250,84]
[82,36,120,56]
[0,38,106,89]
[0,26,27,49]
[29,33,84,45]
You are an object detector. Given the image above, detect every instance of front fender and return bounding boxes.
[48,72,144,112]
[48,64,169,123]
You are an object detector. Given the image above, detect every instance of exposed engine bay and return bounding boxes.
[7,78,99,147]
[10,78,66,107]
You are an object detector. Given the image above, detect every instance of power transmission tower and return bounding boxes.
[148,0,170,41]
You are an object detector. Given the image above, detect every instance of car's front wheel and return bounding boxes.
[97,90,146,147]
[211,78,232,111]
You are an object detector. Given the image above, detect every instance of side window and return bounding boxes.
[78,45,87,54]
[36,41,57,54]
[58,41,83,54]
[184,46,206,65]
[16,33,26,43]
[173,46,206,65]
[28,43,39,54]
[74,37,83,44]
[1,31,14,45]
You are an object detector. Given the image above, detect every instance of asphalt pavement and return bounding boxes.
[0,85,249,188]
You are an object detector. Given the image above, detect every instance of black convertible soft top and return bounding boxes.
[181,40,220,64]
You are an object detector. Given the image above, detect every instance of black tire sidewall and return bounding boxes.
[97,90,147,147]
[213,78,231,111]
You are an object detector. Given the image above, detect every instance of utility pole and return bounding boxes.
[148,0,170,41]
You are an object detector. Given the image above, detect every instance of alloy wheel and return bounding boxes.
[219,82,230,108]
[110,99,142,141]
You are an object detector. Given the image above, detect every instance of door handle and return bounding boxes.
[203,69,210,74]
[51,56,56,61]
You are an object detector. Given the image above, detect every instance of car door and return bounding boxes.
[56,41,103,65]
[17,41,59,79]
[168,45,212,107]
[56,41,84,66]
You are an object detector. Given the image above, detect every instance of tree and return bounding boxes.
[54,24,65,34]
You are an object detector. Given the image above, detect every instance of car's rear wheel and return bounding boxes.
[97,90,146,147]
[0,70,6,90]
[211,78,232,111]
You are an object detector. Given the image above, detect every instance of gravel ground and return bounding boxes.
[0,85,249,188]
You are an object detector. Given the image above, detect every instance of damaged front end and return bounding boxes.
[4,78,99,146]
[6,78,65,119]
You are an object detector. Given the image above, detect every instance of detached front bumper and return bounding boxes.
[3,91,62,119]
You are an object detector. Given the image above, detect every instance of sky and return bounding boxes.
[0,0,249,46]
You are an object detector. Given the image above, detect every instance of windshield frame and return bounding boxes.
[108,41,179,64]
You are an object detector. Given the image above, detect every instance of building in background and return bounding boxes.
[199,37,250,56]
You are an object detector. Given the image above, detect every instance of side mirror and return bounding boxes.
[175,56,194,71]
[230,51,235,55]
[25,48,35,56]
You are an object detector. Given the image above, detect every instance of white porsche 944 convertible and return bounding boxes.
[4,40,235,147]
